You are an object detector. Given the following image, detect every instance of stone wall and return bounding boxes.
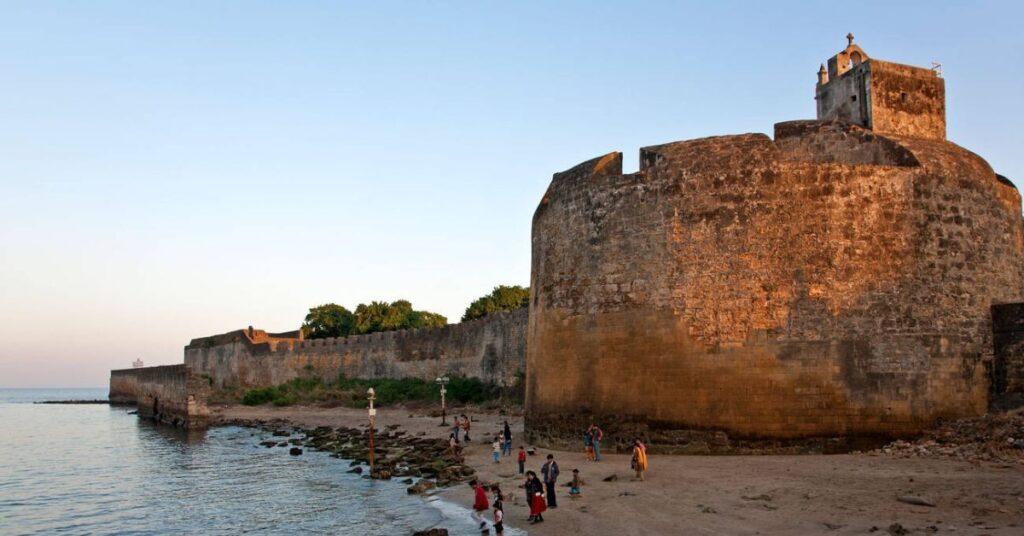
[867,60,946,141]
[992,303,1024,410]
[109,365,211,429]
[526,120,1024,448]
[817,60,945,141]
[184,308,527,391]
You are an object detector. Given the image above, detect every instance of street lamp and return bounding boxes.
[435,376,450,426]
[367,387,376,473]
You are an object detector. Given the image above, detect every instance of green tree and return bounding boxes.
[352,300,448,334]
[302,303,356,339]
[462,285,530,321]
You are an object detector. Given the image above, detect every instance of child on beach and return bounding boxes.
[492,436,501,463]
[569,468,583,497]
[583,430,594,461]
[491,485,505,534]
[517,446,526,475]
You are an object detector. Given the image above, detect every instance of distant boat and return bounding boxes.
[132,359,144,368]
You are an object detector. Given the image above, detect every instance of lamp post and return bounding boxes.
[435,376,450,426]
[367,387,376,473]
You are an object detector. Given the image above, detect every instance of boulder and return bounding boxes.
[289,447,303,456]
[407,479,436,495]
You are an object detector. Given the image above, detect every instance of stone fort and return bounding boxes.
[525,36,1024,448]
[112,38,1024,446]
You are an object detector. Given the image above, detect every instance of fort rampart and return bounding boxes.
[526,120,1024,449]
[184,308,527,391]
[109,364,211,429]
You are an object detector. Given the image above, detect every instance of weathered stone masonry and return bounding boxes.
[992,303,1024,409]
[185,308,528,391]
[109,365,211,429]
[526,39,1024,447]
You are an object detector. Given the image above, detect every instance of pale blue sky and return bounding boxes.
[1,1,1021,387]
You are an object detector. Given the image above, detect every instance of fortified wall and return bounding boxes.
[526,38,1024,449]
[109,365,211,429]
[185,308,527,391]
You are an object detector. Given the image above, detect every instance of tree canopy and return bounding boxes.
[302,303,356,339]
[461,285,530,322]
[302,300,447,339]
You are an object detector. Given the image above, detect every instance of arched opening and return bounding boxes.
[849,51,863,68]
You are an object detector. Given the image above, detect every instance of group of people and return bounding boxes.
[470,480,505,534]
[464,420,650,533]
[450,414,473,442]
[447,414,475,461]
[490,420,513,463]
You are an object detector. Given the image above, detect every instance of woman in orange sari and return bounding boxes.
[631,438,648,481]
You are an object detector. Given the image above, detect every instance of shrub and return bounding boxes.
[447,376,501,404]
[286,377,322,392]
[272,392,298,406]
[242,387,278,406]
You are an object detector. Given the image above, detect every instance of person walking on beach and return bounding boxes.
[583,429,594,461]
[461,414,472,442]
[502,420,513,456]
[470,479,489,533]
[631,438,648,481]
[517,445,526,475]
[451,419,461,442]
[525,471,545,524]
[541,454,560,508]
[492,436,501,464]
[447,433,458,456]
[588,423,604,462]
[491,485,505,534]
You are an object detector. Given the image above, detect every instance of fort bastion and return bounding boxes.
[525,37,1024,448]
[112,38,1024,441]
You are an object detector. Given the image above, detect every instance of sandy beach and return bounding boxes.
[214,404,1024,535]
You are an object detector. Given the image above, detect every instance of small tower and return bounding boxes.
[815,34,946,140]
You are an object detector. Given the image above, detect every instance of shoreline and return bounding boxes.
[212,403,1024,535]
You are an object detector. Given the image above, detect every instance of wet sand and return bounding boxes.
[216,405,1024,535]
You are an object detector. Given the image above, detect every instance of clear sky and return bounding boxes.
[1,1,1021,387]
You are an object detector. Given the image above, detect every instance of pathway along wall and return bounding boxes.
[185,308,527,391]
[526,121,1024,450]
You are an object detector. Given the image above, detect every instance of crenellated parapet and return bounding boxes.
[184,308,528,391]
[527,80,1024,447]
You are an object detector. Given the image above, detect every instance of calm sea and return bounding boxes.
[0,388,515,535]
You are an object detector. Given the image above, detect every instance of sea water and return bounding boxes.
[0,389,520,535]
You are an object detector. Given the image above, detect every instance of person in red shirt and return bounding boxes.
[516,445,527,475]
[470,479,489,532]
